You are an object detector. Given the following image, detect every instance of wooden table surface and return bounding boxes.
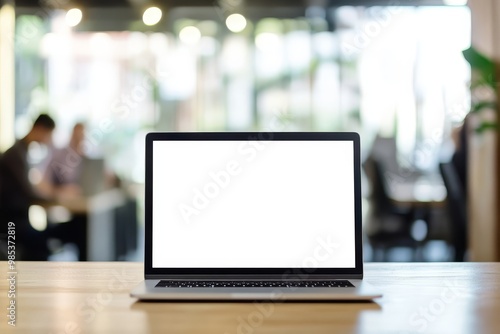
[1,262,499,334]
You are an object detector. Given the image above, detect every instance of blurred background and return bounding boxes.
[0,0,498,262]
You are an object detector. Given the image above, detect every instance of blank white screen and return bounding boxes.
[152,140,356,268]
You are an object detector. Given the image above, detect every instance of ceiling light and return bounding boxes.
[143,7,162,26]
[226,13,247,33]
[179,26,201,45]
[65,8,82,27]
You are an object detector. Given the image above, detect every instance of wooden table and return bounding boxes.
[1,262,499,333]
[41,189,136,261]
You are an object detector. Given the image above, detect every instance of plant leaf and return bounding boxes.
[471,101,497,113]
[475,121,498,133]
[463,46,496,88]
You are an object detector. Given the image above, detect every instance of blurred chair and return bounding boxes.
[114,196,138,260]
[363,157,419,261]
[439,162,467,261]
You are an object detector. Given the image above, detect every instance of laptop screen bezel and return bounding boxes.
[144,132,363,278]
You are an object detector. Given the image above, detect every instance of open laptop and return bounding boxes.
[131,132,381,301]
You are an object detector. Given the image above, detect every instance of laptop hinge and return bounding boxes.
[145,274,363,280]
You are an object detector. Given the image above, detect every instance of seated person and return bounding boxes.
[44,122,118,197]
[43,123,118,260]
[43,123,89,261]
[0,114,56,260]
[45,122,86,196]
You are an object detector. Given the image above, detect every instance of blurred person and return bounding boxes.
[0,114,56,260]
[44,122,118,196]
[43,122,86,197]
[43,122,89,261]
[44,122,118,261]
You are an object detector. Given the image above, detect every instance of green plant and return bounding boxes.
[462,46,498,133]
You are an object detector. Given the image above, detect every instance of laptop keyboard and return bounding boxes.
[156,280,354,288]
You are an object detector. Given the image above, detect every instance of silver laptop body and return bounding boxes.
[131,132,381,301]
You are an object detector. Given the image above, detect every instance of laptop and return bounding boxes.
[131,132,382,301]
[79,157,106,196]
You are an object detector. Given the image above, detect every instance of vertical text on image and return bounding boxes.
[7,221,17,327]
